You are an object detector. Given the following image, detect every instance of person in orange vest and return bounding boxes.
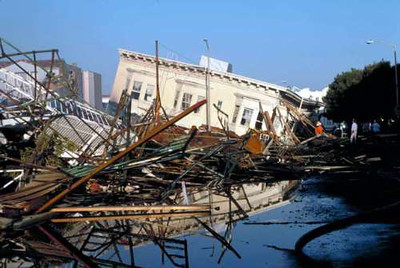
[315,121,324,136]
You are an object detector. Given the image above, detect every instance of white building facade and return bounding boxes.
[109,49,319,136]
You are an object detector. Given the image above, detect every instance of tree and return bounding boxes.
[323,61,397,122]
[323,68,363,121]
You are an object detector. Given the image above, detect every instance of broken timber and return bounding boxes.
[35,99,207,213]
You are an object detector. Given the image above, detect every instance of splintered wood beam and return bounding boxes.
[258,101,278,142]
[102,88,128,158]
[264,111,279,143]
[258,102,269,130]
[271,107,276,124]
[276,107,300,144]
[35,99,207,214]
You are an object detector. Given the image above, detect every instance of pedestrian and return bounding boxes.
[314,121,324,136]
[362,122,370,135]
[372,120,381,134]
[350,119,358,144]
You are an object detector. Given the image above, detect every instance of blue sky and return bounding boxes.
[1,0,400,93]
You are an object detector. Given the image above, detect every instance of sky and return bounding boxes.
[1,0,400,94]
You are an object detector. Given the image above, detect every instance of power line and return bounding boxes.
[158,42,197,65]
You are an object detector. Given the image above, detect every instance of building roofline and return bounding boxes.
[118,48,288,89]
[118,48,322,107]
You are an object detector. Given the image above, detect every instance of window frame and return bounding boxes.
[131,81,142,100]
[217,100,223,109]
[173,84,183,109]
[240,108,254,126]
[144,84,155,101]
[181,93,193,110]
[255,112,264,130]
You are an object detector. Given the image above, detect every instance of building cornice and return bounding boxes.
[118,49,285,90]
[118,48,323,108]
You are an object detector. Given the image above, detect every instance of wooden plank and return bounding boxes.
[35,99,207,214]
[0,173,65,202]
[1,184,60,205]
[276,107,300,144]
[264,111,278,142]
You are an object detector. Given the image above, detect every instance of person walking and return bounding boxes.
[350,119,358,144]
[372,120,381,134]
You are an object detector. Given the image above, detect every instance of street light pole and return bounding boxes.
[203,39,211,132]
[394,48,399,106]
[366,40,399,106]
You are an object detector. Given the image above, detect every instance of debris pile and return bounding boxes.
[2,39,396,267]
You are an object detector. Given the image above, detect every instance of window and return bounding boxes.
[173,84,183,108]
[194,96,205,113]
[145,84,155,101]
[125,74,132,90]
[255,112,263,130]
[217,100,223,109]
[240,108,254,126]
[232,105,240,123]
[181,93,192,110]
[131,81,142,100]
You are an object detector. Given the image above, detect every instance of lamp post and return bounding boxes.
[366,39,399,106]
[203,39,211,132]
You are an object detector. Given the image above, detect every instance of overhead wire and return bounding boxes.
[158,42,197,65]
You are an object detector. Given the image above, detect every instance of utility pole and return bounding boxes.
[394,48,399,106]
[203,39,211,132]
[155,40,161,123]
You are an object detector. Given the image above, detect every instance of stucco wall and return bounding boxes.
[110,51,298,136]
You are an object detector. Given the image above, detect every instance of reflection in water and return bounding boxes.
[0,181,296,267]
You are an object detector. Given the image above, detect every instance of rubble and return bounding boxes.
[1,39,398,267]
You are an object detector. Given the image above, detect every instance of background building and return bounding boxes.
[82,70,102,110]
[0,59,102,110]
[292,86,328,103]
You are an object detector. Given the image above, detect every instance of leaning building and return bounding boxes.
[109,49,321,136]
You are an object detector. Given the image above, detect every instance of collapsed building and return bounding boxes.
[109,49,323,136]
[0,39,336,267]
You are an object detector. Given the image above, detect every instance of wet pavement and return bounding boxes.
[134,173,400,267]
[1,171,400,267]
